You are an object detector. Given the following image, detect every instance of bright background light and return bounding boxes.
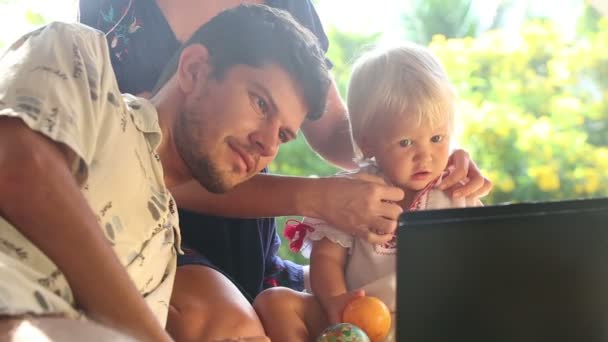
[0,0,77,48]
[0,0,586,48]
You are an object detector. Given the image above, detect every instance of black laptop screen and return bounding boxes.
[397,198,608,342]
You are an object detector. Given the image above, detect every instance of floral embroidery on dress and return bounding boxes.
[99,1,141,61]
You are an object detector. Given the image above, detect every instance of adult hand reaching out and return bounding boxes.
[437,149,493,199]
[302,174,404,245]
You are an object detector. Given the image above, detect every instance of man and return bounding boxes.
[0,5,329,341]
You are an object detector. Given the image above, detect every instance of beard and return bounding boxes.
[174,110,233,194]
[184,154,231,194]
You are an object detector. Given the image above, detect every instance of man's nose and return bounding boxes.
[249,124,280,158]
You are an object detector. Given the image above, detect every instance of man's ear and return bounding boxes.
[359,135,375,159]
[176,44,211,94]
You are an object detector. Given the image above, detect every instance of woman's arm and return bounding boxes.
[300,77,356,169]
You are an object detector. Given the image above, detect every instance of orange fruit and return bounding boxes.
[342,296,391,342]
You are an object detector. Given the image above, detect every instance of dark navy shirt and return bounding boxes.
[79,0,330,300]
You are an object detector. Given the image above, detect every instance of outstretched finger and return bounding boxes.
[447,171,484,198]
[463,178,493,199]
[438,149,470,190]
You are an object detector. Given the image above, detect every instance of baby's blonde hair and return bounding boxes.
[347,43,455,160]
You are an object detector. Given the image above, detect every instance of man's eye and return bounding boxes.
[279,130,289,143]
[256,97,268,115]
[399,139,412,147]
[251,94,268,116]
[431,135,444,143]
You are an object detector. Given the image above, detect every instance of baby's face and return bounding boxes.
[369,114,451,191]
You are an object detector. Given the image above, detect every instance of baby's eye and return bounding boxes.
[399,139,412,147]
[431,135,444,143]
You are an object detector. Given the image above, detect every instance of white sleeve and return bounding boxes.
[299,217,354,258]
[0,22,118,183]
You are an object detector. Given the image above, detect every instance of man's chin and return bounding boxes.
[199,174,255,194]
[195,176,232,194]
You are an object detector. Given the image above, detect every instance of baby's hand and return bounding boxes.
[322,289,366,324]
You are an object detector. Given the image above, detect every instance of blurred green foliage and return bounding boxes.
[25,9,46,26]
[430,17,608,204]
[0,3,46,50]
[402,0,480,44]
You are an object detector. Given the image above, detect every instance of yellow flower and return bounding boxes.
[495,124,510,138]
[594,149,608,169]
[498,175,515,192]
[584,172,600,194]
[529,165,560,192]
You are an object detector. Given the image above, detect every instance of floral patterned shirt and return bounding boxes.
[0,22,180,326]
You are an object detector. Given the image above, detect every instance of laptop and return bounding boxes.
[397,197,608,342]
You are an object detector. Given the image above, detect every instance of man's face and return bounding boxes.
[174,64,308,193]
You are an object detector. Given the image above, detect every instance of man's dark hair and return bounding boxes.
[153,4,330,120]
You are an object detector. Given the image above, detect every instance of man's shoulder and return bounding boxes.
[24,22,108,53]
[40,21,105,39]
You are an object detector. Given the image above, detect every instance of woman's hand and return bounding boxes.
[438,149,493,199]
